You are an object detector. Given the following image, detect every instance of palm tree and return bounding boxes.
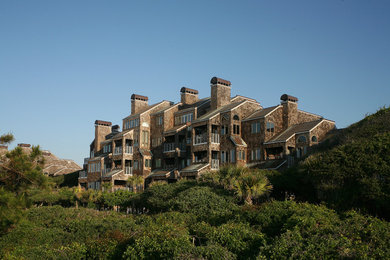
[233,169,272,205]
[127,175,144,193]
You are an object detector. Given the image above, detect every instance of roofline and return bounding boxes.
[192,100,248,124]
[151,102,181,116]
[242,105,281,122]
[298,109,323,119]
[123,100,172,120]
[180,163,210,173]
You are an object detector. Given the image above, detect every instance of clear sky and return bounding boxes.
[1,1,389,166]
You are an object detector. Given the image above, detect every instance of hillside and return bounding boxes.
[269,106,390,219]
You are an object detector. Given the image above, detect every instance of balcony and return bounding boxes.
[211,159,219,170]
[194,134,207,145]
[125,166,133,175]
[114,146,122,155]
[163,143,175,152]
[211,133,220,144]
[124,146,133,154]
[79,171,87,178]
[102,168,111,175]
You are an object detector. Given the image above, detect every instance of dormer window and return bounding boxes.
[266,122,274,133]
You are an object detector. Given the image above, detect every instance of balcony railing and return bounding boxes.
[163,143,175,152]
[211,133,220,144]
[194,134,207,145]
[102,168,111,174]
[125,166,133,175]
[114,146,122,155]
[211,159,220,169]
[124,146,133,154]
[79,171,87,178]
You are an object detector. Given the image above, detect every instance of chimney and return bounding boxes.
[112,125,120,133]
[280,94,298,129]
[94,120,112,153]
[210,77,231,110]
[131,94,148,115]
[180,87,199,105]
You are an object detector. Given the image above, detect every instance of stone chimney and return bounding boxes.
[94,120,112,153]
[131,94,149,115]
[210,77,231,110]
[281,94,298,129]
[180,87,199,105]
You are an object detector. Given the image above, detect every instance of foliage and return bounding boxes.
[0,134,49,233]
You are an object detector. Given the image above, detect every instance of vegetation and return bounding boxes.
[0,107,390,258]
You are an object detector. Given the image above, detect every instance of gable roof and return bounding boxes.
[243,105,281,121]
[164,124,188,136]
[192,101,246,123]
[123,100,172,120]
[264,119,323,144]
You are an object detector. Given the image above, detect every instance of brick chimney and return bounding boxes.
[281,94,298,129]
[180,87,199,105]
[131,94,149,115]
[94,120,112,153]
[210,77,231,110]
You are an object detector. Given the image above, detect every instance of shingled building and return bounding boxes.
[79,77,335,190]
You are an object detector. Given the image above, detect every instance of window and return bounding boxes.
[145,159,151,168]
[251,122,260,133]
[175,113,193,125]
[230,149,236,163]
[157,116,163,126]
[134,133,139,147]
[155,159,161,168]
[297,136,307,143]
[251,148,261,160]
[134,160,139,170]
[221,151,228,163]
[311,136,318,142]
[233,115,239,121]
[142,131,149,146]
[238,150,245,160]
[266,122,274,133]
[103,144,111,153]
[233,124,240,134]
[256,148,261,160]
[128,118,140,129]
[221,125,228,135]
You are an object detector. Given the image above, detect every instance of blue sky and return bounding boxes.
[1,1,389,166]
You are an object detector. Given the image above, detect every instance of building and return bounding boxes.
[79,77,335,190]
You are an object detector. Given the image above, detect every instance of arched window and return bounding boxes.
[266,122,274,133]
[311,136,318,142]
[297,136,307,143]
[233,115,240,121]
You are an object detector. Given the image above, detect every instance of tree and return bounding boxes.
[232,169,272,205]
[0,133,49,233]
[127,175,144,193]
